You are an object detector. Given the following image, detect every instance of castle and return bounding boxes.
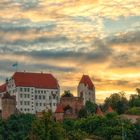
[0,72,95,120]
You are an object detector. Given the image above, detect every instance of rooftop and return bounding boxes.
[0,84,6,93]
[11,72,59,89]
[79,75,94,90]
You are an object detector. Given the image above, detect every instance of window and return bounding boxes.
[35,95,37,99]
[53,96,55,99]
[24,101,26,105]
[44,91,46,93]
[20,101,23,105]
[44,103,46,106]
[50,103,52,107]
[41,90,43,93]
[24,88,27,92]
[38,90,40,93]
[53,103,55,106]
[43,95,45,99]
[20,94,22,98]
[20,88,23,92]
[57,96,58,100]
[40,103,42,106]
[36,103,38,106]
[39,95,41,99]
[49,96,51,100]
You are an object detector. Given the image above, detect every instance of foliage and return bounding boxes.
[78,101,97,118]
[133,119,140,140]
[30,111,65,140]
[0,114,35,140]
[78,107,88,118]
[63,119,87,140]
[126,107,140,115]
[85,101,97,115]
[61,90,73,97]
[65,129,87,140]
[129,90,140,107]
[74,112,136,140]
[103,92,129,114]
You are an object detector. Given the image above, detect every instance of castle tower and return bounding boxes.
[2,92,16,119]
[77,75,95,105]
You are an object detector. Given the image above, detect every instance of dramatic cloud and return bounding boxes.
[0,0,140,102]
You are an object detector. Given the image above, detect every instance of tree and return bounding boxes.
[30,111,65,140]
[0,114,35,140]
[103,92,128,114]
[85,101,97,115]
[78,107,87,118]
[133,119,140,140]
[129,89,140,107]
[61,90,73,97]
[136,88,140,95]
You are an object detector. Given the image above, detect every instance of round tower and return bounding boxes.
[2,92,16,119]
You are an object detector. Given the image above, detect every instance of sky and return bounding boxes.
[0,0,140,103]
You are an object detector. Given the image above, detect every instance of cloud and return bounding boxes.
[92,76,140,90]
[0,0,140,101]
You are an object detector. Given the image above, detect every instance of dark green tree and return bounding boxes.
[103,92,128,114]
[78,107,88,118]
[61,90,73,97]
[133,119,140,140]
[0,114,35,140]
[129,89,140,107]
[85,101,97,115]
[30,111,65,140]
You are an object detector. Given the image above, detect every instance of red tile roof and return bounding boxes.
[107,106,114,113]
[96,107,103,116]
[55,104,64,113]
[12,72,59,89]
[0,84,6,93]
[79,75,94,89]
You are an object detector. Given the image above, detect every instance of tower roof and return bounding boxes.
[79,75,94,89]
[55,104,64,113]
[96,107,103,116]
[107,106,114,113]
[11,72,59,89]
[0,84,6,93]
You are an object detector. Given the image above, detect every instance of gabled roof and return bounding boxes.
[79,75,94,89]
[12,72,59,89]
[0,84,6,93]
[55,104,64,113]
[107,106,114,113]
[96,107,103,116]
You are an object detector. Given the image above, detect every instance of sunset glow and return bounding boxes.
[0,0,140,103]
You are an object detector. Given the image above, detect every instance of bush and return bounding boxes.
[126,107,140,115]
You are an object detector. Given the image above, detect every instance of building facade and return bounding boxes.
[77,75,95,105]
[0,72,60,114]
